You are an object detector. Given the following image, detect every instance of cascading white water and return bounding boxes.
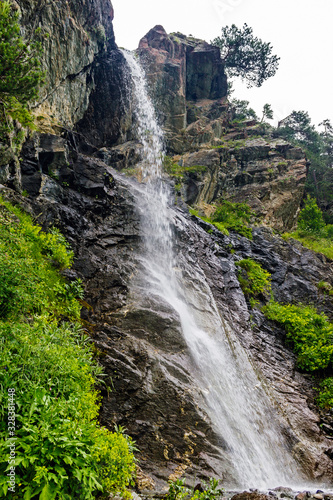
[122,50,304,489]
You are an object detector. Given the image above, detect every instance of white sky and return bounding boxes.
[111,0,333,129]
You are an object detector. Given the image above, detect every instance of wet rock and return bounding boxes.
[231,492,272,500]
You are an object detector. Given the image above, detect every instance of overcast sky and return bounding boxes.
[111,0,333,129]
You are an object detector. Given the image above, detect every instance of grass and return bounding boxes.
[163,156,207,182]
[0,198,136,499]
[282,230,333,260]
[189,200,254,239]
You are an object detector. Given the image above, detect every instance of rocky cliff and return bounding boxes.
[1,5,333,492]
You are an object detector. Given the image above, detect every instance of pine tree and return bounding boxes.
[212,24,280,88]
[0,0,45,140]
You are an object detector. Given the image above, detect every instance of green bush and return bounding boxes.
[263,301,333,372]
[190,201,254,239]
[0,199,136,499]
[297,195,325,234]
[163,156,207,183]
[236,258,271,297]
[166,477,223,500]
[316,378,333,409]
[212,201,254,239]
[282,231,333,260]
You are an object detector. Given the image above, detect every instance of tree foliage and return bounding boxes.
[274,112,333,219]
[297,195,325,234]
[0,0,45,140]
[212,24,280,87]
[261,103,273,122]
[230,98,258,121]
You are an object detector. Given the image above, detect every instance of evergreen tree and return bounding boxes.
[261,103,273,122]
[212,24,280,88]
[0,0,45,139]
[297,195,325,234]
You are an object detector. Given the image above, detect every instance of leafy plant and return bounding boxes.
[212,200,254,239]
[297,195,325,234]
[0,198,136,498]
[263,301,333,372]
[166,477,223,500]
[316,378,333,409]
[230,98,258,121]
[261,103,273,122]
[236,258,271,297]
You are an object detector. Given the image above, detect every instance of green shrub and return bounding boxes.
[163,156,207,184]
[316,378,333,409]
[166,477,223,500]
[297,195,325,234]
[0,199,136,498]
[236,258,271,297]
[263,301,333,372]
[212,201,254,239]
[189,201,255,238]
[282,231,333,260]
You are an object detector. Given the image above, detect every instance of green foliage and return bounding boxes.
[212,23,280,87]
[316,378,333,409]
[261,103,273,122]
[236,258,271,297]
[263,301,333,372]
[282,196,333,260]
[190,201,255,239]
[230,98,258,121]
[166,477,223,500]
[93,427,136,497]
[212,200,254,239]
[0,0,45,142]
[0,199,136,498]
[297,195,325,234]
[317,280,333,295]
[273,112,333,218]
[163,156,207,185]
[283,231,333,260]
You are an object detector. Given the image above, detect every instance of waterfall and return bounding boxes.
[122,50,304,490]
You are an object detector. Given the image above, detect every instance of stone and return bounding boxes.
[138,26,228,152]
[231,492,272,500]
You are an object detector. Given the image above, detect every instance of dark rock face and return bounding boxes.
[17,0,124,137]
[76,50,133,148]
[186,40,227,101]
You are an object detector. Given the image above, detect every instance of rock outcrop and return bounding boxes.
[137,27,307,231]
[138,26,228,152]
[17,0,130,146]
[178,134,307,231]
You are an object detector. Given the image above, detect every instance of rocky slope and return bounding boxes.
[1,5,333,492]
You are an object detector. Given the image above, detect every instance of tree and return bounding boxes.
[261,103,273,122]
[0,0,45,140]
[212,24,280,88]
[297,195,325,234]
[276,111,321,154]
[230,98,258,121]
